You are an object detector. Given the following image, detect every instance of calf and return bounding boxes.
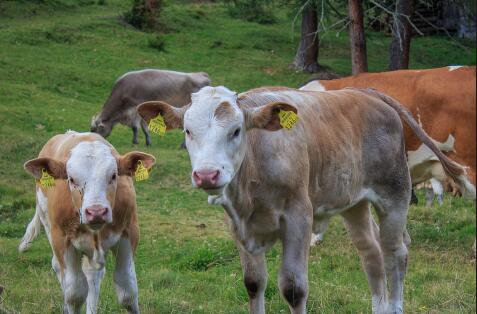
[19,131,155,314]
[91,69,211,146]
[138,86,466,314]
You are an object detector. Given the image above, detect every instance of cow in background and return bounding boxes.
[20,131,155,314]
[300,66,476,200]
[91,69,211,146]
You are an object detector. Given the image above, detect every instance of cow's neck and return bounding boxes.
[224,143,259,220]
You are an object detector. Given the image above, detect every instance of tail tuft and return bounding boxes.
[19,210,42,253]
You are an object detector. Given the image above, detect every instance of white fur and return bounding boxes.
[299,80,326,91]
[113,237,139,313]
[185,86,245,195]
[63,246,89,314]
[67,141,117,224]
[83,257,105,314]
[448,65,463,71]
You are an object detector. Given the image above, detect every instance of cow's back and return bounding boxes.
[113,70,209,108]
[239,88,407,208]
[38,131,117,161]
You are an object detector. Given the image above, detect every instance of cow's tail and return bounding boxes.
[19,208,42,253]
[362,88,476,199]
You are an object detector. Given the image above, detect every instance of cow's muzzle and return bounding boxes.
[193,168,220,189]
[85,205,110,229]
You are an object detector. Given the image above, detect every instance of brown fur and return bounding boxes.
[31,132,141,271]
[214,101,236,121]
[137,101,189,129]
[308,66,476,184]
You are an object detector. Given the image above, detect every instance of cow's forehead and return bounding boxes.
[67,141,116,176]
[186,86,241,123]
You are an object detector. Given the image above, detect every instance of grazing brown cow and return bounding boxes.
[137,86,465,314]
[300,66,476,196]
[91,69,211,146]
[20,131,155,314]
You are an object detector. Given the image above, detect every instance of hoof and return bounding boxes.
[310,233,324,247]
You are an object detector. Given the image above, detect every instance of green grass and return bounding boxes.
[0,1,475,313]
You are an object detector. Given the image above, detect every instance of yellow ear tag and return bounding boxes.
[278,109,298,130]
[134,161,149,182]
[148,114,166,136]
[39,168,55,188]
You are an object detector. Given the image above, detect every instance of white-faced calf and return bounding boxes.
[138,86,465,314]
[20,131,155,314]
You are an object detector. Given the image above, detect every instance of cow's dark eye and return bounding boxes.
[185,129,191,136]
[69,177,76,185]
[233,128,241,137]
[111,173,117,181]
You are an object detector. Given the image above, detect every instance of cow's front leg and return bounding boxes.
[140,119,151,146]
[112,236,139,314]
[132,125,139,145]
[279,199,312,314]
[83,257,106,314]
[237,244,267,314]
[63,246,88,314]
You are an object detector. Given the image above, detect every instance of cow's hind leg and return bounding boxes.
[430,178,444,206]
[310,217,329,247]
[341,201,388,314]
[374,197,409,314]
[237,245,267,314]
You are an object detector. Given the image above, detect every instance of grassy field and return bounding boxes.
[0,1,475,313]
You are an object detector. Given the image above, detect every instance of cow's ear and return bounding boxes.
[137,101,187,130]
[118,151,156,176]
[244,102,298,131]
[24,157,67,179]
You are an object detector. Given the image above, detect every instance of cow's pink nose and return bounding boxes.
[85,205,109,225]
[193,169,220,189]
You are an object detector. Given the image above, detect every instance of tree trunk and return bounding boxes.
[348,0,368,75]
[292,3,320,73]
[389,0,414,70]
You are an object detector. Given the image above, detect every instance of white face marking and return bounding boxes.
[184,86,247,195]
[448,65,463,71]
[299,80,326,91]
[66,141,118,224]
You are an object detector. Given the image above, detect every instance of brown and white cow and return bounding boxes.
[137,86,465,314]
[300,66,476,198]
[91,69,211,146]
[19,131,155,314]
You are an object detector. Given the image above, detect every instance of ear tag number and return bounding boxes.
[278,109,298,130]
[134,161,149,182]
[148,114,166,136]
[39,169,55,188]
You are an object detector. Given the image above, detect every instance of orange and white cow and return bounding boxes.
[300,66,476,202]
[19,131,155,314]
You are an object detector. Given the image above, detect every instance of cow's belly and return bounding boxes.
[312,187,377,219]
